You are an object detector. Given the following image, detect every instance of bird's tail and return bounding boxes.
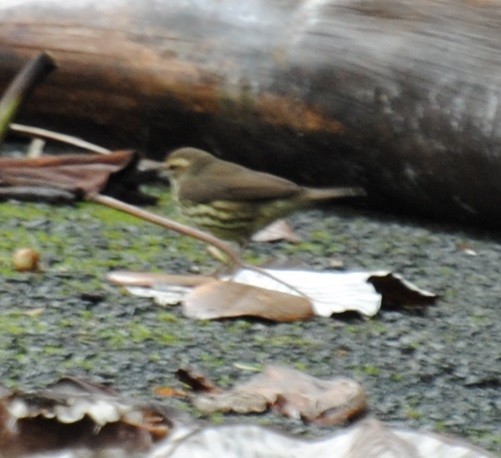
[302,186,366,202]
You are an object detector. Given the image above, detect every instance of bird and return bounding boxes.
[163,147,365,245]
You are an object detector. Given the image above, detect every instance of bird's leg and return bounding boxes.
[205,242,243,277]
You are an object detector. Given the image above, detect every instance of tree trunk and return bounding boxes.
[0,0,500,226]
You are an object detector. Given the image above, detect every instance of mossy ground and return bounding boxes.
[0,185,499,453]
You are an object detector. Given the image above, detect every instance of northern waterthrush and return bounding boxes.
[163,148,364,245]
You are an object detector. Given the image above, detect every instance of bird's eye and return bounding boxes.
[165,158,190,173]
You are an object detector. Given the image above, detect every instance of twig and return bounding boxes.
[9,123,112,155]
[0,53,56,145]
[90,193,310,298]
[89,193,243,266]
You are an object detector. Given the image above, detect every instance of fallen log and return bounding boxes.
[0,0,500,227]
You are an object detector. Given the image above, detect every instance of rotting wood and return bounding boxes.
[0,0,500,227]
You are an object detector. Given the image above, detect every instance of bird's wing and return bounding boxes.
[180,161,302,202]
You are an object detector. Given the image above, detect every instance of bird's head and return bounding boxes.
[163,147,215,180]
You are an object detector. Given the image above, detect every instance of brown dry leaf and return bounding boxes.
[0,379,494,457]
[107,270,214,288]
[152,386,188,398]
[176,367,221,394]
[367,273,437,308]
[0,376,187,457]
[183,280,314,322]
[239,365,366,425]
[0,150,154,203]
[194,390,271,415]
[230,269,437,316]
[251,219,301,243]
[183,365,366,425]
[121,269,437,317]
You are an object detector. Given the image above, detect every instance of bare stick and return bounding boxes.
[89,193,243,265]
[90,193,310,298]
[9,123,112,154]
[0,53,56,145]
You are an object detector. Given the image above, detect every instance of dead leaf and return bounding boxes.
[0,150,156,203]
[161,418,494,458]
[116,268,437,318]
[183,280,314,321]
[240,366,366,425]
[230,269,437,316]
[251,219,301,243]
[181,365,366,425]
[107,270,214,288]
[0,379,494,457]
[153,386,188,398]
[367,273,437,308]
[176,367,221,393]
[0,376,184,457]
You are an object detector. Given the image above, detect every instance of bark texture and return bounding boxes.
[0,0,500,226]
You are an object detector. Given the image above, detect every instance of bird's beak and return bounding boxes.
[136,159,172,182]
[137,158,166,172]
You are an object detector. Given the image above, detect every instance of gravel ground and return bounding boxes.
[0,191,499,453]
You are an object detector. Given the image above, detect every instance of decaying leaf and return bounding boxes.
[155,418,496,458]
[177,365,367,425]
[0,150,156,203]
[183,280,314,322]
[118,268,437,320]
[152,387,188,398]
[107,271,214,288]
[0,377,187,457]
[0,378,494,457]
[367,273,437,308]
[176,367,221,394]
[251,219,301,243]
[228,269,437,316]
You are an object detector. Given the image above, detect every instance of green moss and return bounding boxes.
[285,240,325,257]
[294,361,308,372]
[367,320,388,335]
[360,364,381,376]
[0,319,25,335]
[405,407,423,420]
[98,328,128,348]
[148,352,162,363]
[466,430,501,448]
[158,312,180,324]
[390,373,404,382]
[0,189,216,278]
[128,323,154,342]
[0,310,48,335]
[226,320,255,333]
[43,345,67,356]
[63,354,95,371]
[207,412,226,424]
[346,324,361,335]
[199,352,226,369]
[438,266,455,277]
[254,333,318,349]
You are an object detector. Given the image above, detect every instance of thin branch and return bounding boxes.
[90,193,310,299]
[9,123,112,155]
[0,52,56,145]
[89,193,243,266]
